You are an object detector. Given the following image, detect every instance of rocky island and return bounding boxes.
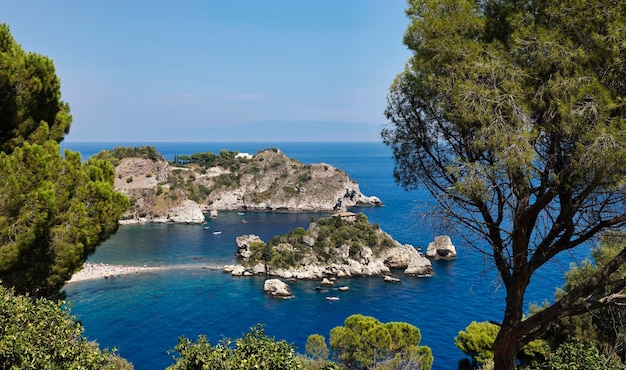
[94,146,382,224]
[223,213,434,282]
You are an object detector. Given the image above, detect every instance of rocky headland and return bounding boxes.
[97,146,382,224]
[223,213,434,281]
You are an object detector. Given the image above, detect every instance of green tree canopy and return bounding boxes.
[305,333,330,361]
[539,341,623,370]
[0,24,71,154]
[328,314,432,370]
[382,1,626,368]
[531,233,626,365]
[0,141,128,298]
[455,321,500,366]
[168,324,303,370]
[0,284,132,369]
[0,25,128,298]
[455,321,549,368]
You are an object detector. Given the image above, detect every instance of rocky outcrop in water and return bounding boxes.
[263,279,292,298]
[223,213,433,280]
[425,235,457,259]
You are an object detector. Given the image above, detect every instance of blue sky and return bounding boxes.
[4,1,411,142]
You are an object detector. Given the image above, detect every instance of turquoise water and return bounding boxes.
[61,142,588,369]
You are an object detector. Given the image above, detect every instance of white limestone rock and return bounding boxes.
[381,244,434,276]
[226,265,246,276]
[426,235,457,259]
[384,275,402,283]
[236,235,264,259]
[168,200,205,224]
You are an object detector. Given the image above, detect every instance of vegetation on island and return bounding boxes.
[167,148,328,206]
[93,146,161,166]
[244,213,396,270]
[168,149,245,202]
[382,0,626,368]
[173,148,245,169]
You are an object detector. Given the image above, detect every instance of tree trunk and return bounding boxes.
[493,328,519,370]
[493,279,526,370]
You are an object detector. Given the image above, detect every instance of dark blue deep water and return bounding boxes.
[60,142,589,369]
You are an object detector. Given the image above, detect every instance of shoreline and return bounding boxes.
[65,262,224,283]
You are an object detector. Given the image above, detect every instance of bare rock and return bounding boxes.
[384,275,402,283]
[264,279,292,298]
[168,200,205,224]
[426,235,457,259]
[115,157,169,190]
[381,244,434,276]
[404,257,434,276]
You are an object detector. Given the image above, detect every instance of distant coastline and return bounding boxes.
[60,141,390,162]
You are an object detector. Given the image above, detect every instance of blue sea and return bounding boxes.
[60,142,589,370]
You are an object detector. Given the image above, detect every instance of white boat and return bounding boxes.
[326,296,340,301]
[213,231,222,235]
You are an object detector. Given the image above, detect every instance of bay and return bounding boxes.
[61,142,588,369]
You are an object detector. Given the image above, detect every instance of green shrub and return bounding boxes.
[168,324,302,370]
[328,314,433,370]
[0,285,132,369]
[298,173,311,183]
[306,334,330,361]
[538,341,623,370]
[283,186,298,194]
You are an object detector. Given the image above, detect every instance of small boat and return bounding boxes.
[326,296,340,301]
[204,226,210,229]
[213,231,222,235]
[241,220,248,224]
[237,212,246,216]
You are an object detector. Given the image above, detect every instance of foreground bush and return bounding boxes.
[168,324,303,370]
[323,314,433,370]
[0,284,132,369]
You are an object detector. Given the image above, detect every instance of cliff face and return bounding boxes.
[114,156,205,224]
[203,149,381,211]
[113,148,382,223]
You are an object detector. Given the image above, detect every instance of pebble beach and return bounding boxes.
[66,262,164,283]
